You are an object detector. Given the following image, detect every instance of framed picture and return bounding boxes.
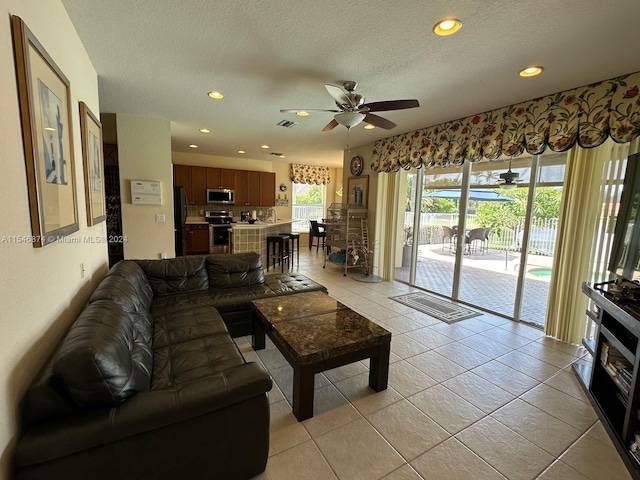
[347,175,369,208]
[80,102,106,225]
[12,16,78,247]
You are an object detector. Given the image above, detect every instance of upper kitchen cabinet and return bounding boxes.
[260,172,276,206]
[247,171,261,206]
[234,170,249,206]
[206,168,235,189]
[173,165,206,205]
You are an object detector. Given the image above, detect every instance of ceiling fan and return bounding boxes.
[280,81,420,131]
[498,158,520,189]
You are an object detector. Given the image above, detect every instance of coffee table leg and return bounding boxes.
[252,316,266,350]
[292,365,314,421]
[369,342,390,391]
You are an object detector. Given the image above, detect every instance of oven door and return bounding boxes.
[209,225,230,254]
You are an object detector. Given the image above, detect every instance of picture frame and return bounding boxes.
[79,101,106,225]
[347,175,369,208]
[12,16,78,247]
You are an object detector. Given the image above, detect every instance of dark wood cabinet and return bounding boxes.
[247,171,261,206]
[173,165,192,202]
[260,172,276,206]
[220,169,234,189]
[190,167,207,205]
[234,170,249,206]
[206,168,220,189]
[575,282,640,479]
[186,224,209,254]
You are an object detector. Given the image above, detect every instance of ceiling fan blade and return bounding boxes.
[364,113,396,130]
[322,119,339,132]
[325,84,352,107]
[280,108,340,113]
[364,99,420,112]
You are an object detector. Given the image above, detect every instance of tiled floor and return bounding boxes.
[240,249,631,480]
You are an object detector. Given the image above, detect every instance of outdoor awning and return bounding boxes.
[372,71,640,172]
[423,189,516,202]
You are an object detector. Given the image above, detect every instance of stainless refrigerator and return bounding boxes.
[174,186,188,256]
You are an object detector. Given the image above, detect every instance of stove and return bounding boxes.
[205,210,233,224]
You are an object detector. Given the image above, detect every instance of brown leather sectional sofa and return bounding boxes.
[14,253,327,480]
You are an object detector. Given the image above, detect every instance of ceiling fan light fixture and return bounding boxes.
[334,112,365,129]
[500,182,518,190]
[433,18,462,36]
[364,124,375,130]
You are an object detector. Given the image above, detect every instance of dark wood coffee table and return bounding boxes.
[251,291,391,421]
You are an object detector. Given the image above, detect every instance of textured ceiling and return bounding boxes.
[61,0,640,168]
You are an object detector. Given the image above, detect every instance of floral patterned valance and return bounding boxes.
[290,164,331,184]
[372,71,640,172]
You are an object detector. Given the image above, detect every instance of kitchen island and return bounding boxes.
[231,220,293,265]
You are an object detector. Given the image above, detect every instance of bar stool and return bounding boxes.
[279,232,300,268]
[266,235,289,272]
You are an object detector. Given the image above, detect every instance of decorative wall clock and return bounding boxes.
[350,155,364,176]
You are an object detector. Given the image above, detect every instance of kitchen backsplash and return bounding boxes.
[187,205,275,220]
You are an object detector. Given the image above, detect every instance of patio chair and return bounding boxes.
[442,226,456,252]
[484,227,492,253]
[467,227,487,254]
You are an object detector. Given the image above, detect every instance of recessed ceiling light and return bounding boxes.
[237,150,245,154]
[364,124,375,130]
[207,91,224,99]
[519,66,544,77]
[261,145,269,149]
[279,155,286,158]
[433,18,462,36]
[189,144,198,148]
[296,111,309,117]
[199,128,210,133]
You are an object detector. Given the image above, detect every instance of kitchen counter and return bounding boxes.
[185,217,208,225]
[231,219,293,229]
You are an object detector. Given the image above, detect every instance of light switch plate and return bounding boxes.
[155,214,166,223]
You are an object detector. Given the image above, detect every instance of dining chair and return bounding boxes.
[309,220,326,254]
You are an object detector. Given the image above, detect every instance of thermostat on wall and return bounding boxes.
[131,180,162,205]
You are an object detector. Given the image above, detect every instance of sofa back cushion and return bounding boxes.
[135,257,209,296]
[54,300,152,408]
[207,252,265,289]
[106,260,154,309]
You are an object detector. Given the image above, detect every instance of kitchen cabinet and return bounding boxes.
[173,165,206,205]
[247,171,261,206]
[206,168,235,189]
[234,170,249,206]
[186,224,209,254]
[260,172,276,206]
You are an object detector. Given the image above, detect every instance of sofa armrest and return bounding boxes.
[16,362,272,467]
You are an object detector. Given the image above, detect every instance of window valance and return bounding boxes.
[372,71,640,172]
[290,164,331,184]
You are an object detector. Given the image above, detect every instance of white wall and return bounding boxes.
[0,1,106,477]
[117,114,174,259]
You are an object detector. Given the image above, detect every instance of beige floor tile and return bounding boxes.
[335,371,404,415]
[367,400,450,461]
[311,383,349,416]
[536,336,587,357]
[517,342,578,369]
[543,369,590,404]
[323,361,369,383]
[268,400,310,456]
[479,326,535,349]
[302,403,362,438]
[411,437,506,480]
[585,421,616,448]
[520,384,597,432]
[267,383,285,404]
[560,434,632,480]
[429,322,477,340]
[255,440,338,480]
[388,360,437,397]
[459,334,514,358]
[497,322,545,340]
[455,317,496,333]
[256,347,290,370]
[405,327,454,350]
[391,334,430,359]
[408,384,485,434]
[380,464,424,480]
[434,341,493,369]
[471,360,540,395]
[401,310,442,326]
[269,364,330,400]
[405,350,466,382]
[315,418,405,480]
[537,461,591,480]
[378,315,428,333]
[443,371,515,413]
[456,416,554,480]
[477,314,511,327]
[491,398,582,456]
[496,350,560,381]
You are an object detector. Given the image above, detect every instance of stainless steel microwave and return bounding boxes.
[206,189,235,204]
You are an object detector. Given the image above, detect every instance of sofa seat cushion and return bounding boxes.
[54,300,152,408]
[135,257,209,296]
[153,306,229,349]
[152,334,245,390]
